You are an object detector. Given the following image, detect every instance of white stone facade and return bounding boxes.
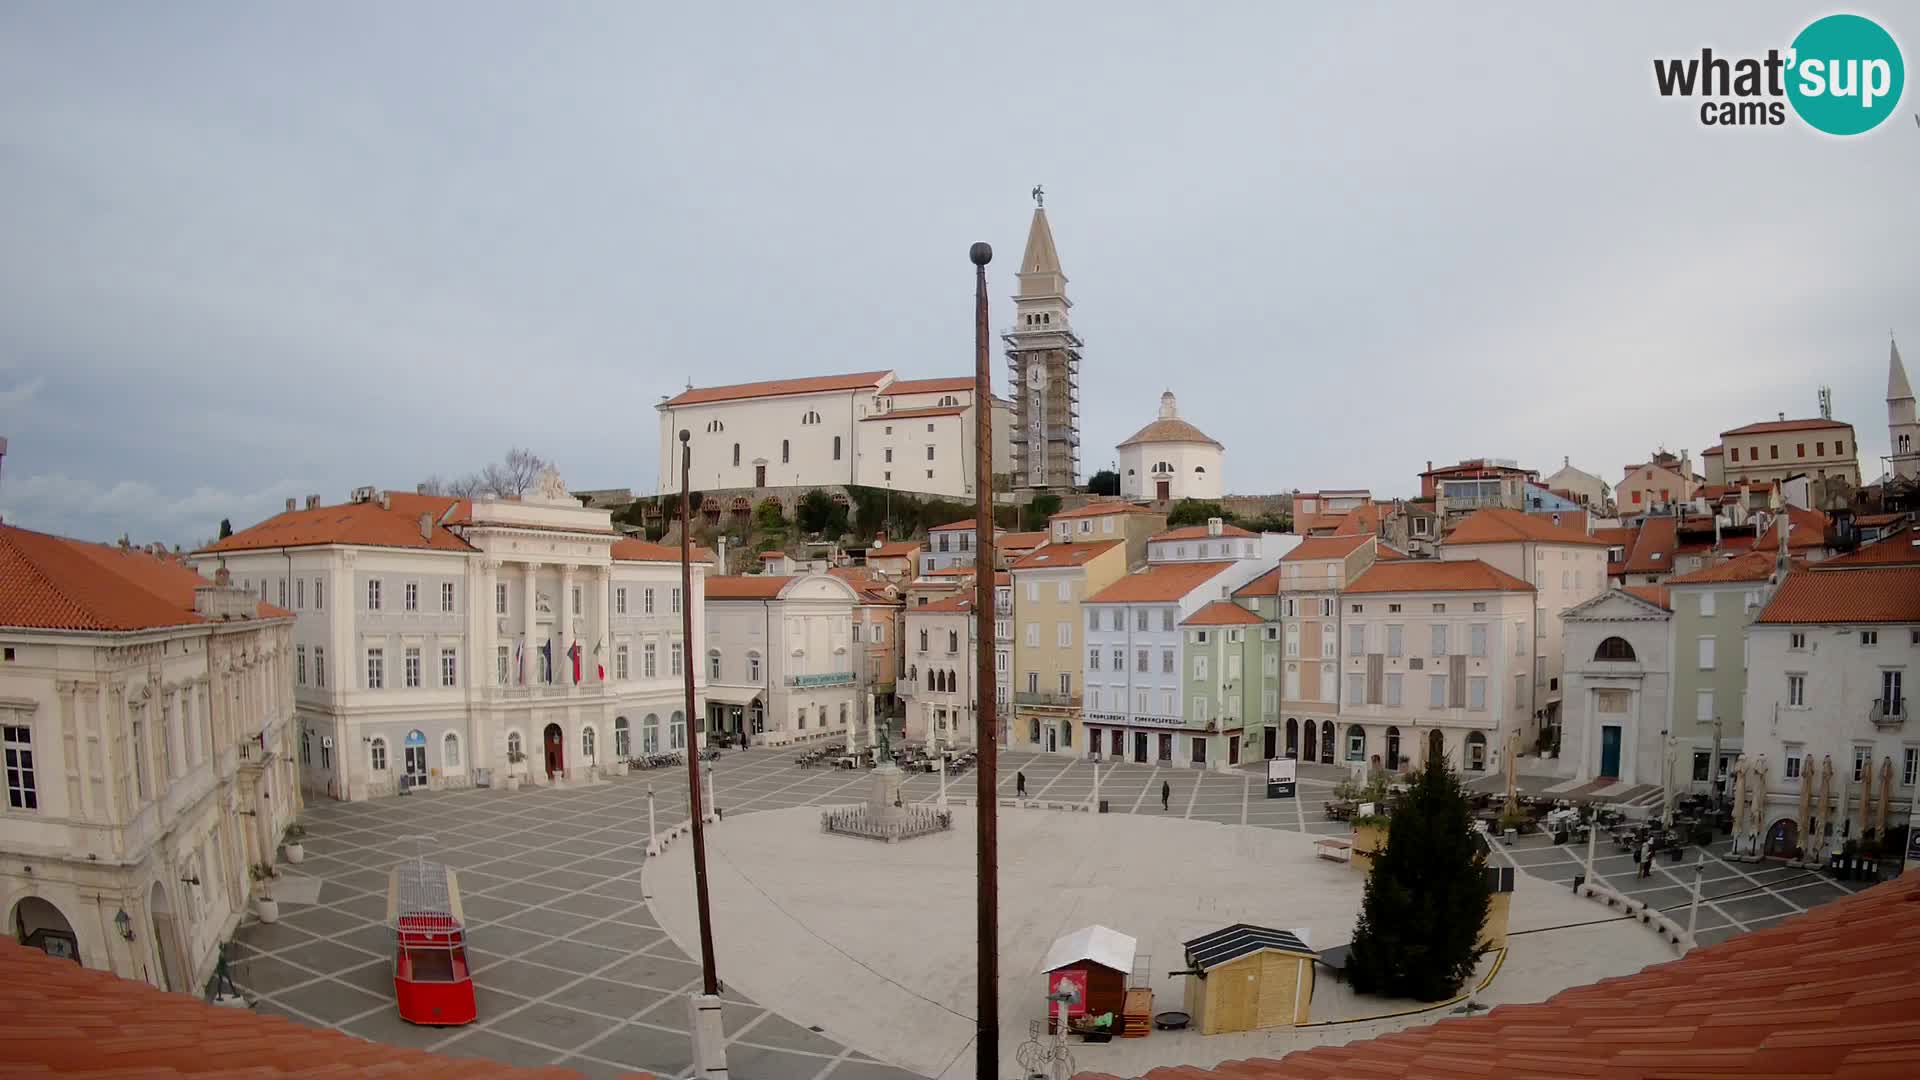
[702,574,861,745]
[1118,392,1224,503]
[1561,590,1673,787]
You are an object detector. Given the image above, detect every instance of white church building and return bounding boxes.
[1118,391,1224,503]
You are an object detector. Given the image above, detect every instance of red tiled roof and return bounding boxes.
[928,517,992,532]
[859,405,967,421]
[1594,526,1639,549]
[1721,416,1854,436]
[1049,500,1156,520]
[1446,508,1608,547]
[1526,508,1588,535]
[1181,600,1264,626]
[1012,539,1123,571]
[1347,559,1533,595]
[919,594,976,613]
[1079,874,1920,1080]
[1623,584,1672,610]
[1622,514,1680,575]
[923,566,975,578]
[1667,549,1788,585]
[660,370,890,407]
[704,575,793,599]
[1757,565,1920,624]
[1151,523,1256,541]
[1,525,286,631]
[1857,512,1912,527]
[1756,506,1832,552]
[1280,534,1373,562]
[883,376,973,395]
[1701,443,1724,456]
[867,540,921,559]
[0,940,625,1078]
[1087,561,1236,603]
[1231,566,1281,599]
[200,497,479,555]
[1819,527,1920,567]
[1374,543,1410,561]
[609,538,714,564]
[758,550,785,560]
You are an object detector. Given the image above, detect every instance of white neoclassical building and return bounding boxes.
[1561,587,1673,787]
[193,469,707,801]
[655,370,1011,500]
[702,570,863,744]
[1118,392,1224,503]
[1,525,297,994]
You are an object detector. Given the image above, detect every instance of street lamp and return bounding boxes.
[113,908,134,942]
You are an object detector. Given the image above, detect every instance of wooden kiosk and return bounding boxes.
[1180,924,1316,1033]
[1040,925,1136,1034]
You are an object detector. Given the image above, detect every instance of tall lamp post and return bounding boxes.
[679,429,727,1079]
[969,240,1000,1080]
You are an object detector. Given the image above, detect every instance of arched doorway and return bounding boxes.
[543,723,564,779]
[1386,727,1402,771]
[1285,718,1298,758]
[1320,722,1336,763]
[402,729,428,791]
[1059,720,1072,750]
[1427,728,1445,765]
[614,716,630,760]
[1765,817,1800,859]
[12,896,79,964]
[149,881,183,992]
[1302,720,1316,763]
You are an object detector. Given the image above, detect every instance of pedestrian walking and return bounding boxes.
[1161,780,1171,811]
[1642,842,1656,879]
[1016,770,1027,797]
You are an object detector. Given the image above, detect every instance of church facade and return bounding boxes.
[1118,391,1224,503]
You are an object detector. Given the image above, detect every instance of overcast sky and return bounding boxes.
[1,2,1914,545]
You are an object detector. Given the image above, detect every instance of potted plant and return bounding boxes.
[505,747,526,791]
[249,863,279,923]
[283,823,306,865]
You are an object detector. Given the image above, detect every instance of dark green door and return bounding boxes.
[1600,725,1622,779]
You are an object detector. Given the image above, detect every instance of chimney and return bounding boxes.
[419,512,432,540]
[285,497,296,513]
[1778,411,1786,422]
[306,494,321,510]
[718,535,729,573]
[377,492,390,510]
[1206,517,1223,537]
[417,483,428,495]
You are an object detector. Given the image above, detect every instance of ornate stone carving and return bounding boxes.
[533,464,570,504]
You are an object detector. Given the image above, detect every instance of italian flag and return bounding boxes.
[594,638,605,681]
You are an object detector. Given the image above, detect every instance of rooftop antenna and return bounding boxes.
[1818,385,1832,420]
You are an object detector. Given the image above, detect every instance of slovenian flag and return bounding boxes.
[514,639,524,685]
[568,641,582,685]
[539,638,553,684]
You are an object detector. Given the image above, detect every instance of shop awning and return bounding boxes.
[702,685,765,706]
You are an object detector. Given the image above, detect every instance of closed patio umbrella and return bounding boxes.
[1835,757,1852,848]
[1747,757,1768,856]
[1859,758,1874,843]
[1814,756,1834,860]
[1729,755,1748,851]
[1797,760,1813,859]
[1877,756,1895,837]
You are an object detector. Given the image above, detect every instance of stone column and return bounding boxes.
[481,559,499,687]
[597,566,613,685]
[522,562,539,684]
[560,564,576,687]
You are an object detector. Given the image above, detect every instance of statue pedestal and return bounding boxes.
[871,764,906,825]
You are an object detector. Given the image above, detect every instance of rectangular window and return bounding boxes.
[1112,648,1124,671]
[1025,624,1038,647]
[1785,745,1803,779]
[1429,674,1447,708]
[1057,622,1071,647]
[496,583,508,614]
[1431,624,1448,656]
[1135,608,1150,631]
[1348,624,1366,656]
[1906,747,1919,787]
[1161,648,1174,673]
[671,643,682,675]
[441,582,455,612]
[671,587,682,614]
[1700,591,1715,617]
[1387,624,1403,658]
[296,578,305,609]
[1696,689,1714,722]
[644,642,658,678]
[1321,626,1336,658]
[1321,598,1333,618]
[709,652,722,679]
[404,646,421,688]
[315,646,326,687]
[1432,603,1446,614]
[1192,696,1209,722]
[1161,609,1175,631]
[368,578,382,611]
[747,653,761,681]
[1060,672,1072,695]
[131,720,147,800]
[1788,674,1806,707]
[616,587,628,615]
[1790,631,1807,650]
[1471,601,1487,613]
[1385,672,1403,707]
[277,579,287,607]
[441,647,457,687]
[1088,608,1099,631]
[404,582,418,612]
[1088,648,1101,671]
[367,648,385,690]
[1861,630,1879,646]
[497,645,509,685]
[1469,676,1487,711]
[571,586,582,616]
[5,725,35,811]
[1470,624,1488,657]
[1194,655,1209,679]
[1853,746,1871,782]
[1027,671,1039,694]
[1796,443,1804,458]
[1698,637,1716,670]
[1345,671,1365,704]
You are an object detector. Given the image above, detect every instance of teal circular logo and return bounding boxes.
[1787,14,1904,135]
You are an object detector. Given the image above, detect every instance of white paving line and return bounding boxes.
[1241,774,1250,826]
[1182,773,1201,818]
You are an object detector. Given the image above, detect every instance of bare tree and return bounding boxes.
[421,448,548,502]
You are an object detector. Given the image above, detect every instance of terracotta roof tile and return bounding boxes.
[1011,539,1123,570]
[1819,527,1920,567]
[1347,559,1533,595]
[1623,584,1672,610]
[660,370,890,407]
[1000,531,1050,550]
[704,575,793,599]
[1621,515,1679,574]
[0,525,285,631]
[1755,506,1833,553]
[883,376,974,395]
[1446,508,1609,547]
[919,594,976,613]
[1666,549,1787,585]
[609,538,714,564]
[867,540,922,558]
[1230,566,1281,598]
[1701,443,1724,456]
[1279,534,1373,562]
[1075,874,1920,1080]
[1117,416,1222,449]
[929,518,995,532]
[1756,566,1920,624]
[1086,561,1236,603]
[1181,600,1264,626]
[1375,544,1410,561]
[201,497,478,555]
[859,405,968,421]
[1721,416,1854,436]
[1050,500,1157,520]
[0,941,639,1078]
[1151,524,1256,541]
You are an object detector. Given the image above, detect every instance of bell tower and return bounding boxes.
[1890,336,1918,481]
[1002,188,1082,491]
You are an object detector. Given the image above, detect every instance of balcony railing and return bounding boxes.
[1872,697,1907,730]
[1013,690,1081,708]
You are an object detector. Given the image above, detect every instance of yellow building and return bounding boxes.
[1181,924,1316,1032]
[1009,539,1126,753]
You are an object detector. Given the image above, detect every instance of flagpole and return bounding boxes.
[968,239,999,1080]
[679,427,729,1079]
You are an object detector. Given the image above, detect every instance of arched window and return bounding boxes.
[614,716,630,758]
[582,725,597,761]
[839,703,848,728]
[1285,718,1298,757]
[732,443,741,467]
[782,439,790,464]
[1194,466,1206,473]
[443,732,461,768]
[1466,731,1488,771]
[907,664,917,685]
[643,714,661,754]
[747,651,762,681]
[1029,718,1041,744]
[708,650,722,679]
[1594,637,1637,661]
[669,711,687,750]
[919,628,929,651]
[369,737,388,771]
[833,435,842,461]
[707,419,724,433]
[507,731,523,760]
[1302,720,1316,762]
[1345,724,1365,761]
